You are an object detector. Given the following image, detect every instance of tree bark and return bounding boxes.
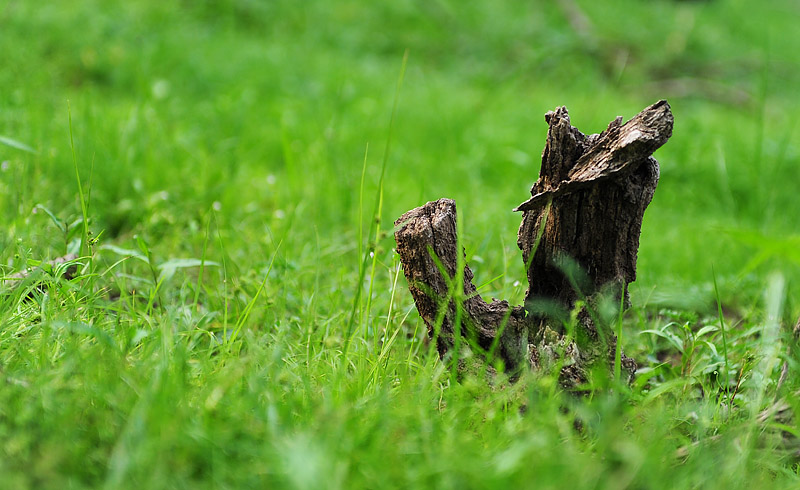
[394,100,674,386]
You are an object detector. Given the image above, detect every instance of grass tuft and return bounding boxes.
[2,1,800,488]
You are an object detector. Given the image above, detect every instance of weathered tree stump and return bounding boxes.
[395,101,674,387]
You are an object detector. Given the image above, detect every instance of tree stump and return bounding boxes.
[394,100,674,386]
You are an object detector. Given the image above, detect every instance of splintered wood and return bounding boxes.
[395,101,674,386]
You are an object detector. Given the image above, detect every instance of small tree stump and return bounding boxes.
[395,101,674,386]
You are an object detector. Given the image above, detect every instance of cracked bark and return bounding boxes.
[394,100,674,387]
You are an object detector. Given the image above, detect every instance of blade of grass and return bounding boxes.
[357,142,369,315]
[711,265,730,399]
[68,101,91,263]
[213,210,230,342]
[0,135,37,153]
[450,205,466,382]
[227,241,282,347]
[136,235,165,313]
[343,50,408,360]
[194,209,213,311]
[614,283,625,384]
[368,258,404,384]
[366,49,409,353]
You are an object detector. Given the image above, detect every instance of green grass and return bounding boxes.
[2,0,800,488]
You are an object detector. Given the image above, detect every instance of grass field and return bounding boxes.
[2,0,800,488]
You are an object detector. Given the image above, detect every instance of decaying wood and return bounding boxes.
[518,100,672,309]
[395,101,674,386]
[395,200,530,371]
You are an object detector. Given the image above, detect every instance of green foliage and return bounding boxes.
[2,0,800,488]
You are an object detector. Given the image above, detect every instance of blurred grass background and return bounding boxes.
[2,0,800,488]
[4,0,800,308]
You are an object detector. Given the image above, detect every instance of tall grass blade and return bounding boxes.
[0,135,36,153]
[227,241,282,346]
[343,50,409,359]
[68,101,91,265]
[711,266,730,397]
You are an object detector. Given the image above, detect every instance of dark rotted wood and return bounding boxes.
[394,199,529,371]
[517,100,672,309]
[394,101,674,385]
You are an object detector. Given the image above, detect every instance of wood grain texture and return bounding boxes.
[394,101,674,385]
[515,100,673,212]
[394,199,529,371]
